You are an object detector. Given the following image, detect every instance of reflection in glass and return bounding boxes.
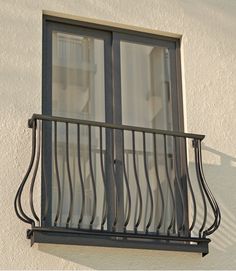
[51,32,105,229]
[120,41,175,233]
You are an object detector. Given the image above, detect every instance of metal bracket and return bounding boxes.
[28,118,36,129]
[192,139,199,148]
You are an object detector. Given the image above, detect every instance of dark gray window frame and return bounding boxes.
[42,15,187,231]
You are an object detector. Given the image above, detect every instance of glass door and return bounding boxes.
[43,22,112,229]
[43,21,184,233]
[113,33,180,233]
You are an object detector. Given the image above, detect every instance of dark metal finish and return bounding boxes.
[173,136,186,235]
[29,226,209,255]
[29,124,41,224]
[142,132,154,232]
[88,125,97,229]
[193,139,207,237]
[29,114,204,140]
[153,134,164,232]
[65,123,73,228]
[53,121,61,226]
[183,138,196,233]
[77,124,85,228]
[163,135,176,234]
[14,120,37,225]
[122,130,131,231]
[110,129,118,231]
[43,15,179,44]
[15,114,221,256]
[132,131,143,232]
[99,127,107,230]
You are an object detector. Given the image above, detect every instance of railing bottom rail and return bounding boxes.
[28,227,210,256]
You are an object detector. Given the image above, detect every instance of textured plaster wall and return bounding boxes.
[0,0,236,269]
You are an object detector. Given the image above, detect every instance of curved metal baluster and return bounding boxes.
[65,123,73,228]
[198,141,221,237]
[173,136,186,235]
[132,131,142,232]
[29,120,41,224]
[99,126,107,230]
[41,151,49,224]
[88,125,97,229]
[77,124,85,228]
[153,134,164,232]
[110,129,118,231]
[14,119,37,225]
[122,130,131,232]
[183,138,197,234]
[164,135,176,234]
[143,132,154,233]
[53,121,61,226]
[193,139,207,237]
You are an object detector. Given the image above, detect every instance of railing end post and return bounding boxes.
[192,139,199,148]
[26,229,33,239]
[28,118,36,129]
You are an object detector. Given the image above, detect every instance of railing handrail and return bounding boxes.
[29,114,205,140]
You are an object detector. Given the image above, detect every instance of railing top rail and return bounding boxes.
[29,114,205,140]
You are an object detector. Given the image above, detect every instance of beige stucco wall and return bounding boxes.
[0,0,236,269]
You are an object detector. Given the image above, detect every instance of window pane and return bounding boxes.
[120,41,173,130]
[52,32,105,122]
[51,32,106,229]
[120,41,175,233]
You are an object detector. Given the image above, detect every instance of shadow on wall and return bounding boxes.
[199,144,236,253]
[37,144,236,270]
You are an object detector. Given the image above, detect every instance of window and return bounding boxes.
[43,17,183,230]
[15,16,220,256]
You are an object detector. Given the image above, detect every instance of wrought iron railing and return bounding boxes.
[14,114,220,255]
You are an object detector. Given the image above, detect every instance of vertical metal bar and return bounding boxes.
[168,46,184,132]
[99,126,107,230]
[114,129,125,231]
[42,21,52,228]
[132,131,142,232]
[59,152,66,226]
[143,132,154,233]
[53,121,61,226]
[77,124,85,228]
[29,120,41,224]
[104,22,114,233]
[164,134,176,234]
[173,136,186,235]
[105,127,115,231]
[122,130,131,232]
[193,139,207,237]
[183,138,196,234]
[65,123,73,228]
[41,123,49,225]
[153,134,164,232]
[111,129,118,231]
[88,125,97,229]
[112,32,125,232]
